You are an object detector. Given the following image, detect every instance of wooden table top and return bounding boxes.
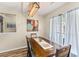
[29,37,62,57]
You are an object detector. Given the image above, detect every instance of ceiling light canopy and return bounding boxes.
[28,2,40,17]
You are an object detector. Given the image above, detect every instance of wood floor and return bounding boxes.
[0,48,27,57]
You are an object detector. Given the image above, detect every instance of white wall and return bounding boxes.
[0,7,44,53]
[0,13,27,53]
[43,2,79,40]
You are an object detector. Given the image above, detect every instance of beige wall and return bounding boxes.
[0,7,44,52]
[43,2,79,40]
[0,13,27,52]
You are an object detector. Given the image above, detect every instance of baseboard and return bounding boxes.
[0,46,27,53]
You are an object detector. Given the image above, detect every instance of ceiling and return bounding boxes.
[0,2,66,16]
[37,2,66,16]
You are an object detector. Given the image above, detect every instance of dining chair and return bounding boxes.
[31,33,37,38]
[55,45,71,57]
[26,37,32,57]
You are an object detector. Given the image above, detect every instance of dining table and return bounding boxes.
[28,37,62,57]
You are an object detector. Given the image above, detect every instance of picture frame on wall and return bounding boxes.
[27,19,39,32]
[7,23,16,28]
[7,23,16,32]
[0,13,16,32]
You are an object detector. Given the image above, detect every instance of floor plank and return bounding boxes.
[0,48,27,57]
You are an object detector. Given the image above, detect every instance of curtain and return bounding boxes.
[50,15,64,45]
[64,10,78,56]
[50,8,79,56]
[75,9,79,56]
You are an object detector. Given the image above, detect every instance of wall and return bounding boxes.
[0,13,27,53]
[43,2,79,40]
[0,7,44,53]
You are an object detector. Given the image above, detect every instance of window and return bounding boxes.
[50,15,64,45]
[50,8,79,56]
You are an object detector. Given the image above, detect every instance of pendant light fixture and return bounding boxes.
[28,2,40,17]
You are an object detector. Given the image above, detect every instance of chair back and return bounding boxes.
[55,45,71,57]
[31,33,37,38]
[26,37,32,57]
